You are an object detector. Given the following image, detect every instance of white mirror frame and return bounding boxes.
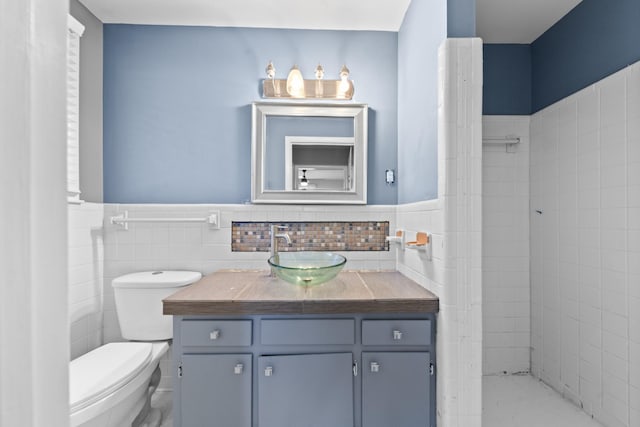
[251,102,368,204]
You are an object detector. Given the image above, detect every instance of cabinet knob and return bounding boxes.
[234,363,244,375]
[209,329,221,340]
[264,366,274,377]
[392,330,403,340]
[370,362,380,373]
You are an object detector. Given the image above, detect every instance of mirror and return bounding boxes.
[251,102,368,204]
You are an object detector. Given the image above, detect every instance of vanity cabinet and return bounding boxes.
[172,314,436,427]
[180,353,252,427]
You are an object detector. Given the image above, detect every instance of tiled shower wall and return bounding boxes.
[102,203,396,389]
[482,116,530,375]
[68,202,104,360]
[530,61,640,427]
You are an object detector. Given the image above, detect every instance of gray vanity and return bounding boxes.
[163,271,438,427]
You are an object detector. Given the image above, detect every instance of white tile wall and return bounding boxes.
[102,203,397,389]
[482,116,531,375]
[530,61,640,427]
[68,202,104,360]
[397,38,484,427]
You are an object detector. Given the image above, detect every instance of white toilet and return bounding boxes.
[69,270,201,427]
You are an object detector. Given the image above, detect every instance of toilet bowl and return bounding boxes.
[70,342,167,427]
[69,271,201,427]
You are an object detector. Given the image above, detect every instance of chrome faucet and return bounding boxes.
[270,224,292,260]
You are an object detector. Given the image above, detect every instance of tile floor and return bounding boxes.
[483,374,603,427]
[152,374,604,427]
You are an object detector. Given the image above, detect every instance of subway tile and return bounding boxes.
[628,118,640,163]
[631,343,640,389]
[630,251,640,275]
[630,208,640,229]
[577,87,600,135]
[599,72,626,127]
[601,185,627,208]
[602,373,628,406]
[629,273,640,299]
[628,65,640,118]
[601,249,627,272]
[600,142,627,170]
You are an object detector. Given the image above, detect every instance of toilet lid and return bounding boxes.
[112,271,202,289]
[69,342,152,412]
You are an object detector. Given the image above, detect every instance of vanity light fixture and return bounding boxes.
[262,62,354,100]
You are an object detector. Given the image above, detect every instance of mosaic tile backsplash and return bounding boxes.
[232,221,390,252]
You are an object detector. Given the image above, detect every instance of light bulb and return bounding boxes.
[265,61,276,79]
[339,64,350,80]
[338,64,351,98]
[286,65,305,98]
[338,79,350,96]
[314,64,324,97]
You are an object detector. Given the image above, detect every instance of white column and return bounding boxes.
[0,0,70,426]
[437,37,484,427]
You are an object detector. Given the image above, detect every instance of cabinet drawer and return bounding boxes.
[362,320,431,346]
[261,319,355,345]
[181,320,252,347]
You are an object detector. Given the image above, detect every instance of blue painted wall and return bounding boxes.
[483,44,531,115]
[532,0,640,112]
[483,1,640,115]
[104,25,398,204]
[397,0,447,203]
[447,0,476,37]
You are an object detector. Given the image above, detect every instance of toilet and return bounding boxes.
[69,270,201,427]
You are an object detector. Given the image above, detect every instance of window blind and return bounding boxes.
[67,15,84,203]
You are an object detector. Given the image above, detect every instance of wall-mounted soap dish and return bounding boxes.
[385,229,405,246]
[405,231,432,259]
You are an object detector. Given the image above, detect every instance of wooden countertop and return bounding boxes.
[163,270,439,315]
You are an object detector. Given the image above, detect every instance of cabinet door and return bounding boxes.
[362,352,430,427]
[181,354,252,427]
[258,352,353,427]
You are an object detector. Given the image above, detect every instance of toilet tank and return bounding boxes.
[112,271,202,340]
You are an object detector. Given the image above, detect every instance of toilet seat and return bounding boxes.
[70,342,152,412]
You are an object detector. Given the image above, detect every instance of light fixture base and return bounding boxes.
[262,79,354,100]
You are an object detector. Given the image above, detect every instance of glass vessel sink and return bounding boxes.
[268,252,347,286]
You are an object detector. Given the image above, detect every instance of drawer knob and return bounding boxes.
[264,366,274,377]
[370,362,380,373]
[234,363,244,375]
[209,329,221,340]
[392,330,403,340]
